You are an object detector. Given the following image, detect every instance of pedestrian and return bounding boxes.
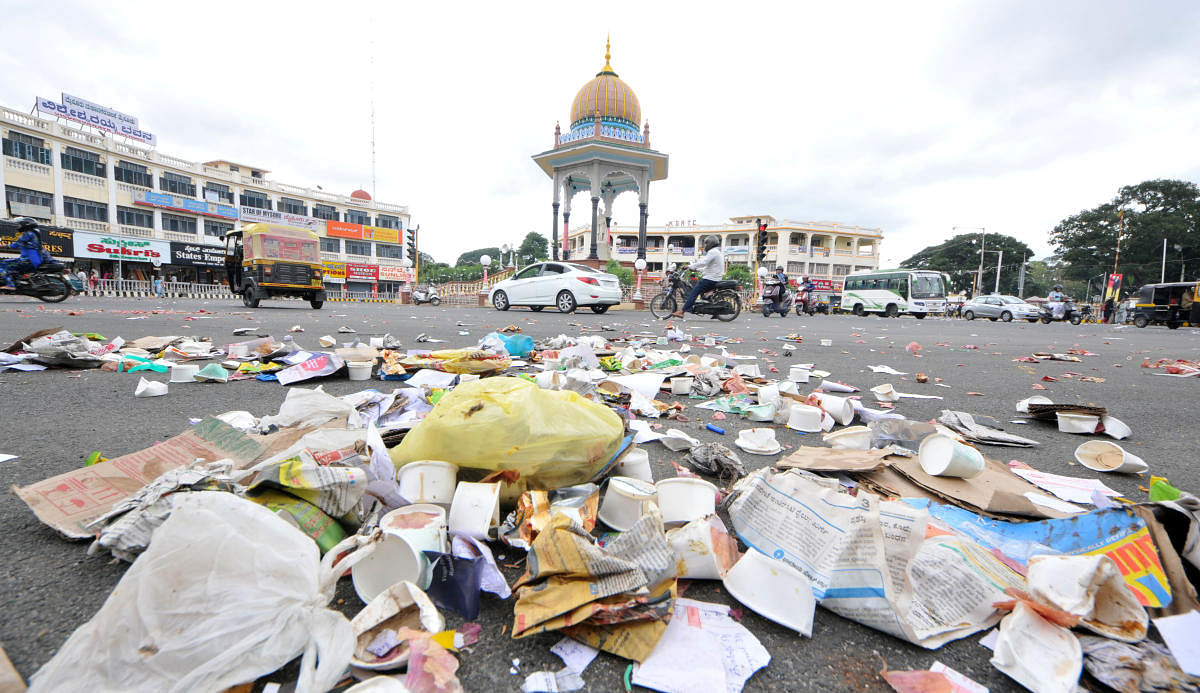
[89,269,99,292]
[76,268,87,291]
[153,275,164,298]
[1103,297,1114,324]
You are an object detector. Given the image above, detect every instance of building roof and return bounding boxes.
[570,38,641,130]
[203,160,269,173]
[350,189,372,201]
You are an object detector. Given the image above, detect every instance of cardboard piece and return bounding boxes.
[1134,505,1200,618]
[1026,403,1106,422]
[777,447,894,473]
[14,417,266,539]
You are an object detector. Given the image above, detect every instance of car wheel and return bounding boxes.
[852,303,865,316]
[963,310,974,320]
[529,305,544,312]
[590,305,610,314]
[310,299,323,309]
[492,290,510,311]
[1133,315,1148,328]
[556,290,577,313]
[1000,311,1012,322]
[884,303,899,318]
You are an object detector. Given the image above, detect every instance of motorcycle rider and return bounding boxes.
[670,235,724,318]
[796,274,815,312]
[765,265,789,312]
[1047,284,1066,320]
[1,217,48,290]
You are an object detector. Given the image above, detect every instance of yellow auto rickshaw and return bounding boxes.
[1131,281,1200,329]
[224,223,325,309]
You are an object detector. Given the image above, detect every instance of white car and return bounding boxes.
[961,294,1041,322]
[488,262,622,314]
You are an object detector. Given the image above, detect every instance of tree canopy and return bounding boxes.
[455,247,502,267]
[899,233,1035,295]
[518,232,549,263]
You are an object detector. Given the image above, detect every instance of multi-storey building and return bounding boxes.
[1,101,413,291]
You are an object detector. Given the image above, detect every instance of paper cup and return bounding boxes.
[598,476,658,531]
[1056,412,1100,434]
[1100,416,1132,440]
[348,361,373,380]
[814,393,855,426]
[786,403,823,432]
[351,533,426,603]
[350,581,444,671]
[870,383,899,402]
[670,376,694,395]
[918,434,985,479]
[397,461,459,505]
[722,548,815,636]
[169,364,200,383]
[615,447,654,482]
[381,504,449,586]
[666,515,741,580]
[823,425,872,450]
[756,384,780,408]
[656,477,718,526]
[788,365,811,383]
[447,482,501,540]
[1074,440,1148,474]
[778,381,799,396]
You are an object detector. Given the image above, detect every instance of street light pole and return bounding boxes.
[977,229,986,297]
[994,249,1003,294]
[1162,238,1168,283]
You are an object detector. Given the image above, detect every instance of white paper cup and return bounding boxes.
[656,477,718,526]
[348,361,373,380]
[1100,416,1132,440]
[778,381,799,396]
[598,476,659,531]
[351,533,426,603]
[788,365,811,383]
[786,403,823,432]
[666,515,741,580]
[169,364,200,383]
[615,447,654,483]
[722,548,815,636]
[1056,412,1100,434]
[870,383,899,402]
[735,427,781,455]
[397,461,459,505]
[447,481,501,540]
[756,384,780,407]
[670,376,694,395]
[381,504,449,585]
[815,393,855,426]
[1074,440,1148,474]
[823,425,872,450]
[918,434,985,478]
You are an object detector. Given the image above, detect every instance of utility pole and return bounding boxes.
[994,250,1003,294]
[976,229,986,298]
[1017,253,1027,297]
[1113,210,1124,275]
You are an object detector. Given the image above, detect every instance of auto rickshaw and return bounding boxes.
[224,223,325,309]
[1130,281,1200,329]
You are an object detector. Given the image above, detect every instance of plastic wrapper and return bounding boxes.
[423,551,485,620]
[390,378,624,503]
[499,483,600,549]
[479,332,534,358]
[399,349,511,375]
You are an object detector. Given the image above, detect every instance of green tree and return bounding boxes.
[723,264,753,288]
[605,259,634,286]
[1050,179,1200,288]
[899,233,1035,295]
[518,232,549,263]
[455,247,502,267]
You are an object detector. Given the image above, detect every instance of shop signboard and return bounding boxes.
[322,261,346,283]
[73,231,169,262]
[169,241,225,268]
[378,264,412,282]
[135,191,237,220]
[364,226,399,244]
[345,263,378,281]
[0,226,73,258]
[326,220,363,240]
[36,95,156,146]
[238,206,322,232]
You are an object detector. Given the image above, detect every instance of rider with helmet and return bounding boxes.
[766,265,789,312]
[1,217,48,290]
[670,235,725,318]
[796,274,815,311]
[1047,284,1066,319]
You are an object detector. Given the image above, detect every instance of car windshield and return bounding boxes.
[910,274,945,299]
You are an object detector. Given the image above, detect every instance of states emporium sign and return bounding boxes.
[239,206,322,232]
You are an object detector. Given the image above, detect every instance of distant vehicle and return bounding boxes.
[1039,300,1091,325]
[224,223,326,309]
[840,269,947,318]
[1130,281,1199,329]
[961,295,1041,322]
[411,284,441,306]
[489,261,621,314]
[648,267,741,322]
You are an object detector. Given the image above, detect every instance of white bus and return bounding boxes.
[839,269,948,318]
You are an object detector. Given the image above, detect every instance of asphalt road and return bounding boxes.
[2,294,1198,691]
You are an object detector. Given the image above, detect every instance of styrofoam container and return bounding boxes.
[788,365,811,383]
[870,383,899,402]
[670,376,694,395]
[615,447,654,482]
[722,548,816,636]
[786,403,824,432]
[918,433,985,478]
[447,481,501,540]
[1056,412,1101,434]
[666,515,741,580]
[348,361,373,380]
[823,425,872,450]
[814,393,855,426]
[397,460,459,505]
[169,364,200,383]
[351,533,426,603]
[598,476,658,531]
[1074,440,1147,474]
[656,477,718,526]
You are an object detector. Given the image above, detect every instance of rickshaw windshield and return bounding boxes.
[245,227,319,263]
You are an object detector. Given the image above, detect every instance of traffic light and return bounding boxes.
[406,226,418,264]
[755,218,768,264]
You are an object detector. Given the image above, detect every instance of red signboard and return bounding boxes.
[326,220,364,240]
[345,262,378,281]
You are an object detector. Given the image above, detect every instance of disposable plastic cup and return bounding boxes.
[1074,440,1148,474]
[789,365,811,383]
[871,383,899,402]
[1056,412,1100,434]
[814,393,855,426]
[598,476,658,531]
[666,515,741,580]
[447,482,501,540]
[918,434,985,478]
[670,376,694,395]
[722,548,815,636]
[352,533,426,602]
[786,403,823,432]
[656,477,718,526]
[397,461,459,505]
[169,364,200,383]
[823,425,872,450]
[348,361,373,380]
[614,448,654,483]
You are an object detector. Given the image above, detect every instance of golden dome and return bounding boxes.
[569,38,641,129]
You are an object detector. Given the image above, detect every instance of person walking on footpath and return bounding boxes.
[153,275,164,298]
[670,235,724,318]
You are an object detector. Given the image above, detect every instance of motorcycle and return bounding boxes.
[649,269,742,322]
[760,279,793,317]
[794,289,819,316]
[411,285,441,306]
[1039,300,1088,325]
[1,261,74,303]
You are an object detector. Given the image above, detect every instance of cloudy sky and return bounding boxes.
[4,1,1198,267]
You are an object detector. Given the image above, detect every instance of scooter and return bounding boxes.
[1039,300,1088,325]
[760,279,793,317]
[411,285,441,306]
[794,289,818,316]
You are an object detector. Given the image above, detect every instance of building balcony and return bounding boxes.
[64,170,106,189]
[68,219,109,233]
[834,248,854,256]
[119,225,154,238]
[117,182,150,196]
[5,156,51,177]
[320,251,341,262]
[163,230,200,242]
[346,254,371,264]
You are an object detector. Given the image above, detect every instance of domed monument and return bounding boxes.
[532,37,669,262]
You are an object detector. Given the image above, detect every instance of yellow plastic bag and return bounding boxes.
[391,377,624,503]
[400,349,511,375]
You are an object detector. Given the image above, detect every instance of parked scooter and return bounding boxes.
[411,285,441,306]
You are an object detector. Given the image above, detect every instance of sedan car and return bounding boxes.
[961,294,1041,322]
[488,262,622,313]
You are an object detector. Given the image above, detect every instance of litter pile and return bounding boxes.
[7,320,1200,693]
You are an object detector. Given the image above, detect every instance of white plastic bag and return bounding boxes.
[30,492,357,693]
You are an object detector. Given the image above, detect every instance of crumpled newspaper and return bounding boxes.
[690,370,723,397]
[687,442,745,486]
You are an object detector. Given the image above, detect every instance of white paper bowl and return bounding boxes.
[786,403,824,433]
[599,476,658,531]
[655,477,718,526]
[397,461,459,506]
[1056,412,1100,434]
[615,447,654,483]
[722,548,815,636]
[823,425,872,450]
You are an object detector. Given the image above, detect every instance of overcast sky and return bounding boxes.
[4,1,1198,266]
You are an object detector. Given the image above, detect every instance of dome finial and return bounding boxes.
[600,34,615,74]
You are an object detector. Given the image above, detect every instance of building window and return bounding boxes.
[320,237,340,253]
[162,213,197,234]
[117,206,153,228]
[344,240,370,256]
[375,214,401,230]
[5,185,53,215]
[313,203,338,221]
[279,196,307,216]
[855,265,873,272]
[204,220,233,238]
[786,261,805,275]
[2,130,52,165]
[160,171,196,197]
[832,264,851,276]
[810,263,829,275]
[114,160,153,187]
[344,209,370,225]
[203,182,233,204]
[240,189,272,209]
[61,146,106,177]
[63,196,108,221]
[377,244,403,259]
